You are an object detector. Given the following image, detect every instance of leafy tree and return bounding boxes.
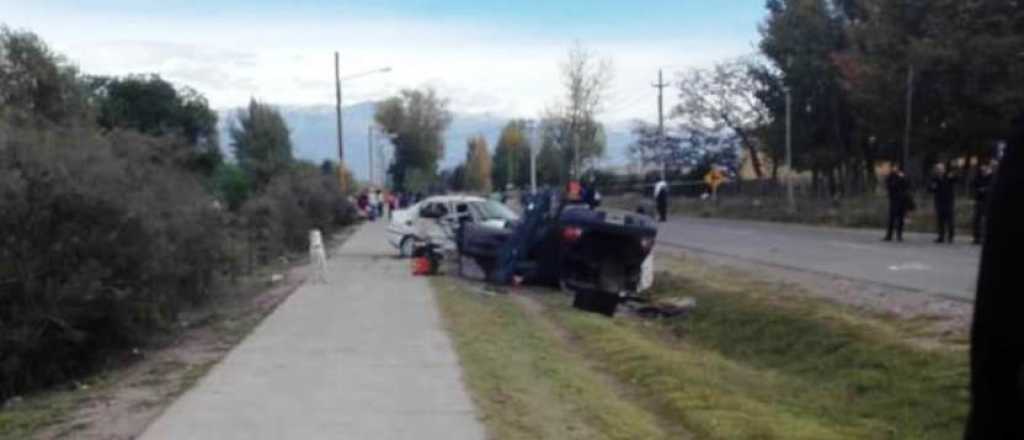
[629,121,740,177]
[628,120,683,172]
[213,162,250,211]
[682,131,742,177]
[463,135,493,193]
[753,0,1024,193]
[758,0,857,195]
[0,27,88,124]
[441,164,466,192]
[492,120,533,190]
[535,124,566,186]
[88,74,221,174]
[374,87,453,191]
[913,0,1024,164]
[230,99,293,190]
[404,167,439,195]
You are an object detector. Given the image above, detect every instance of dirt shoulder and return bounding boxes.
[0,229,354,440]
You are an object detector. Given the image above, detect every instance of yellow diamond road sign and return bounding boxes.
[704,169,726,191]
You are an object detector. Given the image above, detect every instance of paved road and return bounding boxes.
[657,216,982,300]
[142,222,484,440]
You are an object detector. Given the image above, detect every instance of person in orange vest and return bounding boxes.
[566,180,582,202]
[704,166,728,202]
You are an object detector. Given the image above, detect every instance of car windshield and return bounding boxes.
[475,200,518,221]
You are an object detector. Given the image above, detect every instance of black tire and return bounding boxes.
[572,290,593,311]
[475,257,497,280]
[593,294,619,317]
[572,290,619,317]
[399,236,415,258]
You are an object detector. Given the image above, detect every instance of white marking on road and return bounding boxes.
[718,228,757,235]
[827,241,880,251]
[888,262,932,272]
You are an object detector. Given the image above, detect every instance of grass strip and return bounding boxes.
[432,278,674,440]
[433,254,968,439]
[651,269,969,439]
[551,303,858,439]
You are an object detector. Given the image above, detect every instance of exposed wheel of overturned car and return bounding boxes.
[568,256,627,317]
[571,289,620,317]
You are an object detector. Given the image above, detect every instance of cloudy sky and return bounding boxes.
[3,0,764,123]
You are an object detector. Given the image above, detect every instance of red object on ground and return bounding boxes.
[412,257,431,276]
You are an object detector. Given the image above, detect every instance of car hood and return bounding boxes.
[391,208,415,228]
[480,219,510,229]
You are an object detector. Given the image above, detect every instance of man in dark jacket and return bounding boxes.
[654,179,668,222]
[928,163,959,243]
[883,164,911,242]
[971,163,994,244]
[964,115,1024,439]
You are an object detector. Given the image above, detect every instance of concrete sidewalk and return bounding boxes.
[142,222,485,440]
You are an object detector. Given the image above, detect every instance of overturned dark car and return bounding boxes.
[457,191,657,316]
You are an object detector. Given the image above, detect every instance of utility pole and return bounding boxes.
[785,85,795,213]
[573,124,580,181]
[902,64,915,171]
[528,120,537,194]
[334,52,345,192]
[508,129,515,191]
[653,68,669,180]
[368,125,374,187]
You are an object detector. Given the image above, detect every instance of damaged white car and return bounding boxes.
[387,195,519,257]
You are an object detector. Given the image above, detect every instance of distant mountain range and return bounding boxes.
[218,102,634,181]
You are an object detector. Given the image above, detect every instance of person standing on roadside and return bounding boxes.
[375,189,384,219]
[883,164,911,242]
[971,163,995,245]
[928,163,959,244]
[653,179,668,222]
[387,191,397,220]
[367,189,379,221]
[582,176,601,209]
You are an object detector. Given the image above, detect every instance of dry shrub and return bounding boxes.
[0,123,227,397]
[241,163,356,261]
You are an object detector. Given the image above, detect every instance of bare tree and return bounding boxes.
[552,42,613,179]
[673,56,768,179]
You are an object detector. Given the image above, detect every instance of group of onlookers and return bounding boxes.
[355,189,425,221]
[884,161,996,244]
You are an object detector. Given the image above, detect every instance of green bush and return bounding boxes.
[0,27,360,402]
[0,124,228,397]
[214,162,251,211]
[241,163,356,259]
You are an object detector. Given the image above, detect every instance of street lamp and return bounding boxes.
[784,83,795,214]
[525,120,538,194]
[334,51,390,192]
